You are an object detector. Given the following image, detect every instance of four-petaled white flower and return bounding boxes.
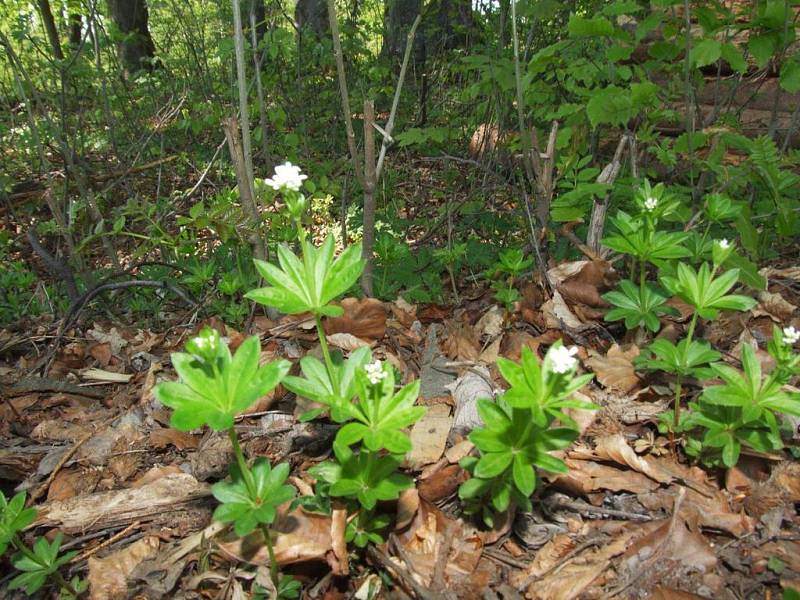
[783,326,800,345]
[549,345,579,374]
[717,239,731,249]
[264,161,307,191]
[365,360,387,385]
[644,196,658,211]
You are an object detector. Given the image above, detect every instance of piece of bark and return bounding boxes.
[446,366,495,443]
[34,473,211,533]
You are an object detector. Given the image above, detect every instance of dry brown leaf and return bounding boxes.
[88,536,160,600]
[478,336,502,364]
[48,468,102,501]
[406,404,452,469]
[391,296,417,327]
[754,290,796,321]
[393,498,484,590]
[555,458,660,495]
[418,464,467,503]
[638,487,754,537]
[548,260,589,285]
[474,305,505,339]
[515,526,639,599]
[325,298,386,340]
[558,279,607,308]
[131,465,184,488]
[326,332,373,351]
[592,434,674,484]
[542,290,584,329]
[442,321,480,361]
[585,344,641,393]
[218,506,343,571]
[396,488,420,530]
[89,342,113,367]
[149,427,198,451]
[621,516,717,575]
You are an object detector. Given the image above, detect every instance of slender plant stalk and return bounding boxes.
[315,315,338,389]
[673,311,699,429]
[227,427,280,590]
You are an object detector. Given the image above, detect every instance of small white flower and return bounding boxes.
[193,337,210,350]
[644,196,658,211]
[783,326,800,345]
[717,239,731,249]
[365,360,387,385]
[549,345,579,374]
[264,161,307,191]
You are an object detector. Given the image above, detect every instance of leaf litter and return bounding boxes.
[1,258,799,599]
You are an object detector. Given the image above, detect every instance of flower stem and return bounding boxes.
[674,312,699,430]
[315,315,338,389]
[260,522,280,590]
[228,427,255,496]
[12,535,80,598]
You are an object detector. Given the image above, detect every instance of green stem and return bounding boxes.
[228,427,256,496]
[674,312,699,430]
[315,315,338,389]
[259,523,280,590]
[12,535,80,598]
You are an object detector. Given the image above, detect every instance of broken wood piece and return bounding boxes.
[33,473,211,533]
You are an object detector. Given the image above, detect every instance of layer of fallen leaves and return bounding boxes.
[1,258,799,600]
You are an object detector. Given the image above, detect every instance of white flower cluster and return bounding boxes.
[192,336,213,351]
[783,326,800,345]
[644,196,658,211]
[717,239,730,249]
[264,161,307,191]
[365,360,388,385]
[550,345,579,374]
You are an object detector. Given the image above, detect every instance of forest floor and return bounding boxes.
[1,161,800,600]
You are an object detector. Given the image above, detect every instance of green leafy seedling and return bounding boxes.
[212,459,295,537]
[282,346,372,422]
[0,491,80,598]
[310,444,414,510]
[153,327,293,592]
[154,328,290,431]
[603,279,676,332]
[334,360,425,453]
[459,342,597,524]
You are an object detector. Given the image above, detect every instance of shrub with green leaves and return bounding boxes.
[638,240,756,429]
[678,326,800,467]
[153,325,294,591]
[602,181,686,335]
[459,342,597,526]
[307,359,425,547]
[487,248,532,312]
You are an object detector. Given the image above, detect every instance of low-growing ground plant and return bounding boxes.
[459,342,598,526]
[678,326,800,467]
[0,491,86,598]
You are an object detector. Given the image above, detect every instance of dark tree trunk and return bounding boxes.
[295,0,329,40]
[427,0,476,54]
[106,0,157,74]
[381,0,424,64]
[37,0,64,60]
[69,13,82,46]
